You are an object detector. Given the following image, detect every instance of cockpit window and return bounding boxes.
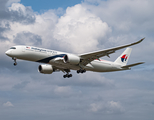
[10,47,16,49]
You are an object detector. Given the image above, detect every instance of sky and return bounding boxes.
[0,0,154,120]
[20,0,83,11]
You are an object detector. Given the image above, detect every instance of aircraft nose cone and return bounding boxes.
[5,50,11,56]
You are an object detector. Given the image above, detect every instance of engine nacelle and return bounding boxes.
[63,54,80,64]
[38,65,54,74]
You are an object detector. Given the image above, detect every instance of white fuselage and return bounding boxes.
[5,45,127,72]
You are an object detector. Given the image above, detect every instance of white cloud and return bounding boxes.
[54,86,72,96]
[83,1,152,44]
[107,101,125,114]
[0,73,22,91]
[53,4,111,53]
[3,101,14,107]
[89,101,125,114]
[77,72,114,87]
[1,2,112,56]
[9,3,25,13]
[6,0,21,7]
[1,6,58,51]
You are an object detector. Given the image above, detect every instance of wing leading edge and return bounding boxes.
[79,38,145,65]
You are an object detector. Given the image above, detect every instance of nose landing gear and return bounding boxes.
[12,57,17,66]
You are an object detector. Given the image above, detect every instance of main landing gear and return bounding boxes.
[63,69,73,78]
[63,74,72,78]
[77,69,86,74]
[12,57,17,66]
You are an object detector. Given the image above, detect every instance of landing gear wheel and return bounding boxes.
[68,74,72,78]
[63,75,66,78]
[77,69,86,74]
[12,57,17,66]
[77,70,80,74]
[83,69,86,73]
[63,74,72,78]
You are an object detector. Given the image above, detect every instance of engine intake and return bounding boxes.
[38,65,54,74]
[64,54,80,64]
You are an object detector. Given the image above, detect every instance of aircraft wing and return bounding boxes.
[79,38,145,66]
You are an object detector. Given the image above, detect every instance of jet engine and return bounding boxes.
[63,54,80,64]
[38,65,54,74]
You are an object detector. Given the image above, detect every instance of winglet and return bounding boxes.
[129,37,145,46]
[137,37,145,43]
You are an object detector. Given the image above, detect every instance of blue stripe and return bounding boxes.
[37,54,66,63]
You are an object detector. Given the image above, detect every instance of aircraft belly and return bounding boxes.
[86,61,118,72]
[49,60,80,70]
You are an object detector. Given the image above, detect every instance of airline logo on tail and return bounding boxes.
[121,54,128,62]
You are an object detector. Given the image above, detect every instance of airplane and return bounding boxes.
[5,38,145,78]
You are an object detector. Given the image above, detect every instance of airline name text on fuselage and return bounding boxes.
[26,46,58,54]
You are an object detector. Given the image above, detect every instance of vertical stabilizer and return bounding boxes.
[114,48,132,66]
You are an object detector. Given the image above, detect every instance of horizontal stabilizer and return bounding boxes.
[121,62,145,68]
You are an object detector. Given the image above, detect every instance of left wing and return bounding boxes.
[79,38,145,65]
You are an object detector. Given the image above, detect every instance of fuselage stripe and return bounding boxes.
[36,54,66,63]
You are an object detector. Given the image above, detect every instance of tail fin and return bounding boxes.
[114,48,132,66]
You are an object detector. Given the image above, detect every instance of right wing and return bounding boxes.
[79,38,145,66]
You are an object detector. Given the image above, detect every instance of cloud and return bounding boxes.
[3,101,14,107]
[0,1,35,42]
[89,101,125,114]
[0,6,59,50]
[84,0,154,39]
[54,86,72,96]
[53,4,111,53]
[14,31,42,45]
[0,22,10,41]
[29,71,114,88]
[13,80,30,89]
[6,0,21,7]
[0,72,21,91]
[3,3,111,53]
[76,72,114,87]
[8,3,35,24]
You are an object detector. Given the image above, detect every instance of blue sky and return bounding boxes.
[20,0,83,11]
[1,0,154,120]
